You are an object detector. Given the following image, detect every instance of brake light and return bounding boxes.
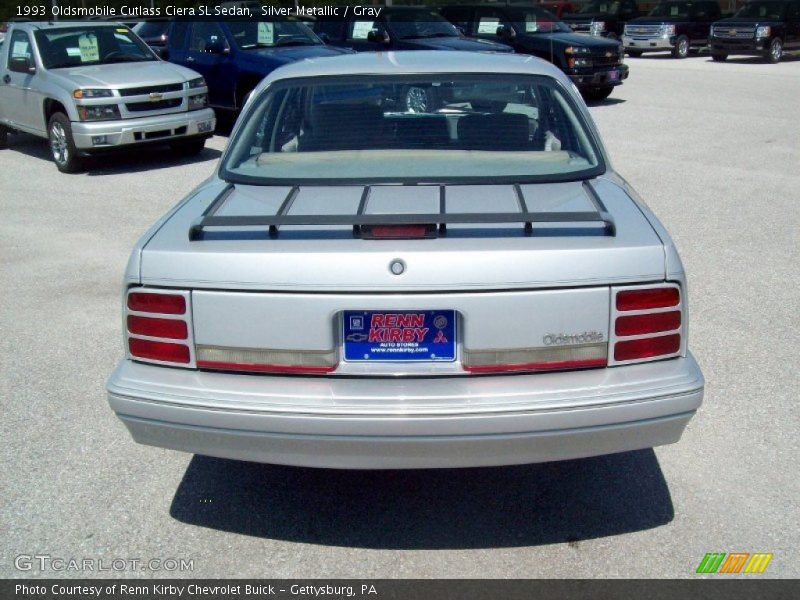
[611,284,683,365]
[616,287,678,311]
[127,315,188,339]
[128,292,185,314]
[615,310,681,336]
[126,289,193,367]
[128,339,191,364]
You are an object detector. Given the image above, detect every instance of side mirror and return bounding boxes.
[366,29,390,45]
[455,25,466,35]
[317,32,330,44]
[204,37,228,54]
[8,56,35,74]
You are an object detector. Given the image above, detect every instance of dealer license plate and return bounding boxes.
[343,310,456,362]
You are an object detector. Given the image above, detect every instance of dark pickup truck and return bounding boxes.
[313,6,512,53]
[441,3,628,101]
[623,1,724,58]
[561,0,643,39]
[710,0,800,62]
[163,18,349,112]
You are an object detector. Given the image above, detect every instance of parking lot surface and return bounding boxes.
[1,55,798,578]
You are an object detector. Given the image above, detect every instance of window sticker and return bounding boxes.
[257,22,274,45]
[116,28,128,33]
[525,15,539,32]
[66,47,81,57]
[351,21,375,40]
[78,33,99,63]
[671,6,680,15]
[477,17,500,34]
[12,41,30,58]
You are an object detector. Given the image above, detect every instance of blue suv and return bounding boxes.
[164,19,350,112]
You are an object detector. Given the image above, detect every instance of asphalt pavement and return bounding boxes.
[1,53,798,578]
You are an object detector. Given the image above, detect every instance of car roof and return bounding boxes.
[260,50,566,85]
[22,21,126,30]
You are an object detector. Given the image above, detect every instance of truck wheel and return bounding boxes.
[626,49,643,57]
[170,138,206,157]
[0,126,8,149]
[766,38,783,63]
[672,35,690,58]
[582,86,614,102]
[711,52,727,62]
[47,113,84,173]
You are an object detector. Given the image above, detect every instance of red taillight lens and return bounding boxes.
[127,292,186,315]
[614,334,681,362]
[615,310,681,337]
[363,225,434,239]
[616,287,679,311]
[128,338,190,364]
[127,315,188,340]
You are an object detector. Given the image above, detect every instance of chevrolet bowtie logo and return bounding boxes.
[149,92,163,102]
[730,29,738,35]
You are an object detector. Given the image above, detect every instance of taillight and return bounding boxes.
[128,339,191,364]
[126,289,194,367]
[128,292,185,314]
[616,287,679,311]
[195,345,338,375]
[463,344,607,374]
[611,284,683,365]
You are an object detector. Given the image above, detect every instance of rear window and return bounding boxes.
[221,74,603,185]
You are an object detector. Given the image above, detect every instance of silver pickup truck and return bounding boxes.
[0,21,215,172]
[107,51,704,470]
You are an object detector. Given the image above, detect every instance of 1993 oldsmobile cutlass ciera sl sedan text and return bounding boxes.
[106,51,704,469]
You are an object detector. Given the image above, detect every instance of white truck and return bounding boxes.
[0,21,215,172]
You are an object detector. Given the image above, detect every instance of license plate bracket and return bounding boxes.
[343,310,456,362]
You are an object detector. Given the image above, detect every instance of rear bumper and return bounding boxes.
[709,39,766,55]
[623,35,676,51]
[569,64,629,89]
[107,353,704,469]
[71,108,215,151]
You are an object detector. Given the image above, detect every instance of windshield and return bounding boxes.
[227,19,321,49]
[385,10,461,39]
[735,1,787,19]
[221,75,603,185]
[649,2,694,17]
[34,26,156,69]
[577,1,621,14]
[506,8,573,33]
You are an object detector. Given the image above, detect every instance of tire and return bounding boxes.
[711,52,727,62]
[582,86,614,102]
[672,35,690,59]
[170,138,206,157]
[402,85,437,114]
[47,112,84,173]
[0,125,8,149]
[626,49,643,57]
[765,37,782,63]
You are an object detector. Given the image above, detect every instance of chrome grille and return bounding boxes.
[625,24,663,37]
[712,26,755,39]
